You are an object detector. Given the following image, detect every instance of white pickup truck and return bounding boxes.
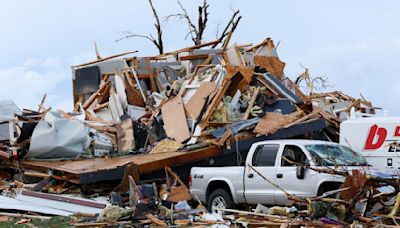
[189,140,371,211]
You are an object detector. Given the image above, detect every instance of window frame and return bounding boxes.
[252,144,280,167]
[280,144,309,167]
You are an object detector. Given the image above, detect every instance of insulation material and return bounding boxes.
[27,111,91,159]
[161,94,190,143]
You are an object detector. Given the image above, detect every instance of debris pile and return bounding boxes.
[0,36,389,227]
[0,38,377,163]
[1,165,400,227]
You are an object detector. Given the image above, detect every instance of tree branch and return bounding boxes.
[212,9,241,48]
[115,0,164,54]
[148,0,163,54]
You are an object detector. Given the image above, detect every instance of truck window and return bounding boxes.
[281,145,308,166]
[252,144,279,166]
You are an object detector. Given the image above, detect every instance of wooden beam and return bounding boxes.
[73,50,138,68]
[242,87,260,120]
[179,54,210,61]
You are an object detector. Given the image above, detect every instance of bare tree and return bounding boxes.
[116,0,164,54]
[167,0,241,47]
[212,9,241,48]
[295,64,329,95]
[117,0,242,53]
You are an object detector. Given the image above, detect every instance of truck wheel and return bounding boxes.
[207,188,233,212]
[317,184,340,198]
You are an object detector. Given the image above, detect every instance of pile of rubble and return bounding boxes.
[0,165,399,227]
[0,38,376,162]
[0,36,391,227]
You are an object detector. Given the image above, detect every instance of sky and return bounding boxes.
[0,0,399,114]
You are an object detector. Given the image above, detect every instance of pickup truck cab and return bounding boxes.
[190,140,369,211]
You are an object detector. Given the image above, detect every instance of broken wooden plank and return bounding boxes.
[179,53,210,61]
[161,94,191,143]
[73,50,138,68]
[185,82,217,120]
[199,80,231,129]
[242,87,260,120]
[82,80,111,110]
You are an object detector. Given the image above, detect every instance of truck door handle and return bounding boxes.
[248,173,254,178]
[277,173,283,178]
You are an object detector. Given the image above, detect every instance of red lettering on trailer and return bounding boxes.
[364,124,387,150]
[394,126,400,137]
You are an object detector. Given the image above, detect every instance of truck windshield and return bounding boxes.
[305,144,368,166]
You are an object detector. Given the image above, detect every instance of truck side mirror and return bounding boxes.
[296,166,306,179]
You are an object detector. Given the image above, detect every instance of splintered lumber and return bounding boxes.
[199,80,231,128]
[242,87,260,120]
[0,212,51,220]
[161,94,190,143]
[92,102,109,111]
[82,80,111,110]
[185,82,217,120]
[215,208,288,221]
[73,50,138,68]
[160,39,220,56]
[146,214,167,227]
[283,111,318,129]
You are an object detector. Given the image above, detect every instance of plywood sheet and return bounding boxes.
[254,56,285,80]
[149,139,181,154]
[253,112,298,136]
[161,94,190,143]
[185,82,217,120]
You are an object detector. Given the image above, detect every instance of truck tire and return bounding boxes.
[207,188,233,212]
[317,183,341,198]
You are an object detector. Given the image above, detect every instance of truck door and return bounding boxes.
[274,145,317,205]
[244,144,279,205]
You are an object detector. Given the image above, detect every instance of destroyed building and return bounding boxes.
[0,37,395,227]
[0,38,378,183]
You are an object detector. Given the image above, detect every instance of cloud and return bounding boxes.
[0,56,82,111]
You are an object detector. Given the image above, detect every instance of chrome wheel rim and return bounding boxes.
[211,196,226,211]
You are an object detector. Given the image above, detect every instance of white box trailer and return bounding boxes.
[340,116,400,170]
